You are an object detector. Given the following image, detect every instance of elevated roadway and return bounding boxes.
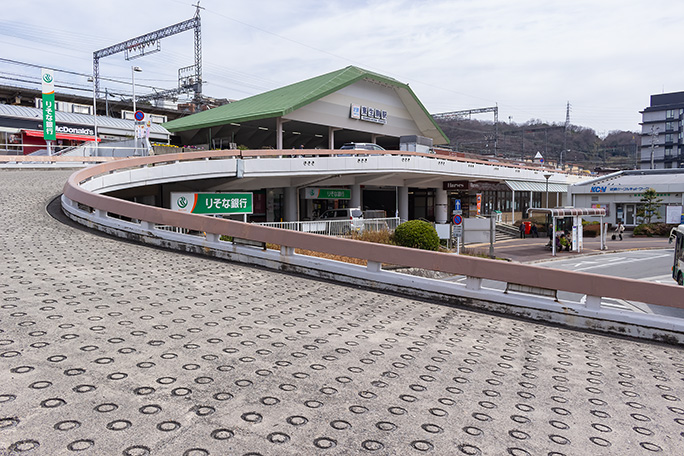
[1,169,683,454]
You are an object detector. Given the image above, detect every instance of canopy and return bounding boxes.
[506,180,568,193]
[527,207,606,217]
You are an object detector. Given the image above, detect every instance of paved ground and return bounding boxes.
[1,169,683,455]
[469,234,673,264]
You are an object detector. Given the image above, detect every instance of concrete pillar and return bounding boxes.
[511,190,515,223]
[351,184,361,208]
[328,127,341,150]
[398,186,409,221]
[284,186,298,222]
[435,188,448,224]
[276,117,283,150]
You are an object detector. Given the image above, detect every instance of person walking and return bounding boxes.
[519,221,526,239]
[616,221,625,241]
[530,223,539,238]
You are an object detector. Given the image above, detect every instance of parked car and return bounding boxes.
[316,207,364,232]
[339,142,385,151]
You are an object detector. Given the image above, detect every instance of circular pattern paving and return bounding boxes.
[0,170,682,455]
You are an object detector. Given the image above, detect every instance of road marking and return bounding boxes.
[572,254,670,272]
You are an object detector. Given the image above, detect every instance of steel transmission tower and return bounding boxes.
[431,105,499,153]
[92,2,204,105]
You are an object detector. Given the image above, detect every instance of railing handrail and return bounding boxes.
[61,153,684,309]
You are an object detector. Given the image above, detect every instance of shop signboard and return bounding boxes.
[41,69,56,141]
[304,188,351,200]
[476,193,482,216]
[171,192,253,215]
[444,181,469,191]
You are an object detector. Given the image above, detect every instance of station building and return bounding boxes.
[161,66,578,223]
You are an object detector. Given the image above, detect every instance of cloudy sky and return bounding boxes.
[2,0,682,135]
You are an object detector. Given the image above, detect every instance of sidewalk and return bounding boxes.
[466,234,672,263]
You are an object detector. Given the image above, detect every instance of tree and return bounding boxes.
[637,188,663,224]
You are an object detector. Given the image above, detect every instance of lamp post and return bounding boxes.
[131,66,142,154]
[87,76,98,156]
[544,173,552,208]
[131,66,142,115]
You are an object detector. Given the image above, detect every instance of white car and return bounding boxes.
[317,207,365,232]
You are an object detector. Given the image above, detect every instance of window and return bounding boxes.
[666,121,676,131]
[666,147,674,157]
[665,162,673,168]
[665,134,674,143]
[667,109,676,119]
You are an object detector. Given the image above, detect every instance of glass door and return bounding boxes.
[625,204,635,225]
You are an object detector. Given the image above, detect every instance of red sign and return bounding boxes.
[452,214,462,225]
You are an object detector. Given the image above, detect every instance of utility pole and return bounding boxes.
[563,101,570,167]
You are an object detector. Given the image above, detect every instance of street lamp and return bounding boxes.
[131,66,142,115]
[87,76,98,156]
[544,173,552,208]
[131,66,142,155]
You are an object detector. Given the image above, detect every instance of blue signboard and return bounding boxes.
[454,199,461,212]
[452,214,463,225]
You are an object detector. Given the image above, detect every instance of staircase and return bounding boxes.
[495,222,520,242]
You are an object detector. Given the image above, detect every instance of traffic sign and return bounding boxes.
[451,224,463,238]
[134,110,145,121]
[454,199,461,212]
[452,214,462,225]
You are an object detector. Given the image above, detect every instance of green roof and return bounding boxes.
[163,65,447,144]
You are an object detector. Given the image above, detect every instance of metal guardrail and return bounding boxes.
[257,217,400,236]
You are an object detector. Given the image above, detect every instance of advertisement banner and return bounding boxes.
[171,192,253,215]
[476,193,482,216]
[41,69,56,141]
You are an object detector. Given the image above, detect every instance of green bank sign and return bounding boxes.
[305,188,351,200]
[171,192,253,215]
[41,68,56,141]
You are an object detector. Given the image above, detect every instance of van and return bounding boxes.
[317,207,364,232]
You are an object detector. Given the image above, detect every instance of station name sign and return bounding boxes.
[350,104,387,124]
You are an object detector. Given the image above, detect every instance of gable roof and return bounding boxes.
[163,66,448,144]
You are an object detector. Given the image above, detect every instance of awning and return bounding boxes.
[506,180,568,193]
[23,129,100,142]
[0,126,21,133]
[527,207,606,217]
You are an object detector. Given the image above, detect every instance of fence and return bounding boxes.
[257,217,400,236]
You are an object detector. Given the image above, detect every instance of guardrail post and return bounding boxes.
[206,233,219,243]
[141,221,154,231]
[280,246,295,257]
[465,276,482,291]
[367,261,381,273]
[585,295,602,310]
[94,209,107,219]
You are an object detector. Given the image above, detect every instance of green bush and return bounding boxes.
[392,220,440,251]
[633,223,674,237]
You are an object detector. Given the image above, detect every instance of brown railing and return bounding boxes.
[60,151,684,309]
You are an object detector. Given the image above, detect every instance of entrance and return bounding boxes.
[625,204,635,225]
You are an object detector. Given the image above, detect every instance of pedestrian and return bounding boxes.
[615,221,625,241]
[519,221,526,239]
[530,223,538,238]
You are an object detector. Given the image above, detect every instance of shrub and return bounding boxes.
[392,220,440,251]
[633,223,673,237]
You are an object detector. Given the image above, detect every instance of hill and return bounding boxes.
[435,118,640,170]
